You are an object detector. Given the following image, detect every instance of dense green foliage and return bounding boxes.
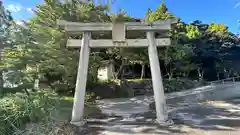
[0,91,64,135]
[2,0,240,95]
[0,1,13,92]
[163,78,208,93]
[90,80,134,99]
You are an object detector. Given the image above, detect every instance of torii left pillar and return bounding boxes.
[71,32,91,125]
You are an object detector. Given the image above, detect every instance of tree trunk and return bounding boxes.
[217,71,220,80]
[120,65,124,80]
[34,64,40,90]
[168,73,173,81]
[24,88,30,96]
[117,59,126,80]
[140,64,145,79]
[93,66,99,83]
[115,63,124,79]
[227,69,232,78]
[198,68,204,81]
[223,68,229,78]
[168,63,173,81]
[0,44,3,94]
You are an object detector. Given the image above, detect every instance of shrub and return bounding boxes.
[163,78,208,93]
[129,78,208,94]
[118,81,134,98]
[89,79,134,99]
[0,88,104,135]
[0,91,60,135]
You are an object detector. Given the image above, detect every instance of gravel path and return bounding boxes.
[78,97,240,135]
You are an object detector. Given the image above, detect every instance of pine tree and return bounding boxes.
[0,1,13,91]
[145,1,176,22]
[19,0,110,93]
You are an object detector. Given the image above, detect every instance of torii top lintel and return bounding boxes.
[57,19,178,32]
[57,19,178,48]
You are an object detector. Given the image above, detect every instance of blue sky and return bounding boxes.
[3,0,240,33]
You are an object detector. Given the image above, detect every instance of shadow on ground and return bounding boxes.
[170,97,240,131]
[83,117,187,135]
[76,97,240,135]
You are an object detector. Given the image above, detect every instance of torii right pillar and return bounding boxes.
[147,31,168,124]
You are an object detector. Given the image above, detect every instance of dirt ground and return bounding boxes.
[76,97,240,135]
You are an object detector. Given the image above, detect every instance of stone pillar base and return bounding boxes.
[156,119,174,126]
[70,120,86,126]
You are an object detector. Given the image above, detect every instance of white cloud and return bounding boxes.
[6,3,23,12]
[26,8,34,14]
[15,20,24,25]
[234,2,240,8]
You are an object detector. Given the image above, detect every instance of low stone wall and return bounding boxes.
[166,82,240,106]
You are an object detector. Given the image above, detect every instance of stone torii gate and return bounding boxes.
[57,19,177,125]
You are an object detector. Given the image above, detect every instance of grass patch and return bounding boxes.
[0,91,68,135]
[0,90,101,135]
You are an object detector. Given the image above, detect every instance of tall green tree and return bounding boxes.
[5,0,111,94]
[0,1,13,91]
[145,2,192,80]
[188,21,239,80]
[145,2,175,22]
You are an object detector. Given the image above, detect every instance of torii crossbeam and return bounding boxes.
[57,19,177,125]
